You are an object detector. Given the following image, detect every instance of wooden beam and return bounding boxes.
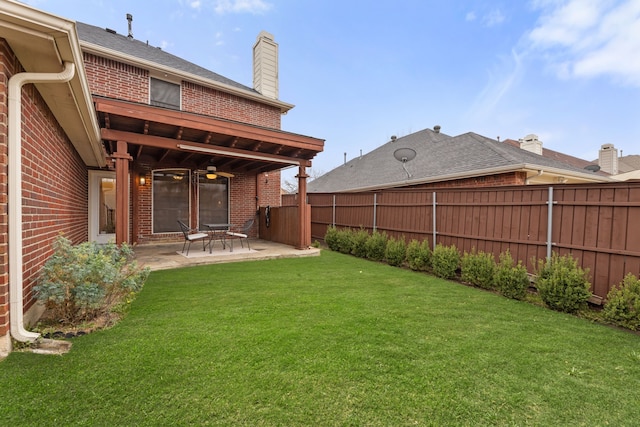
[101,128,312,167]
[94,97,324,151]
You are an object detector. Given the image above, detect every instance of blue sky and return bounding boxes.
[23,0,640,182]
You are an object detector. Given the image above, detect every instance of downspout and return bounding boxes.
[8,61,76,343]
[525,169,543,184]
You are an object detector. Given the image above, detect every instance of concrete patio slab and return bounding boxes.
[133,239,321,271]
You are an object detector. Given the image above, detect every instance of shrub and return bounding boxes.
[385,236,407,267]
[365,230,387,262]
[34,236,150,325]
[324,226,339,251]
[351,228,370,258]
[406,239,432,271]
[603,273,640,330]
[461,249,496,289]
[431,244,461,279]
[495,250,530,300]
[335,227,354,254]
[535,252,592,313]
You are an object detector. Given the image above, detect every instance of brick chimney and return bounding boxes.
[519,134,543,155]
[598,143,618,174]
[253,31,278,99]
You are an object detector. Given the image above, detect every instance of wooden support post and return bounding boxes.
[296,165,310,249]
[112,141,132,245]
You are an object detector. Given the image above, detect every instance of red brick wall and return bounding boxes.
[0,41,9,337]
[407,172,527,189]
[182,82,281,129]
[0,40,89,337]
[83,53,149,103]
[83,54,282,129]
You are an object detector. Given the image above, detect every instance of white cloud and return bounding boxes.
[213,0,272,14]
[528,0,640,86]
[468,49,524,122]
[190,1,202,9]
[466,11,477,22]
[484,9,506,27]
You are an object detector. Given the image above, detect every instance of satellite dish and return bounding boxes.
[393,148,417,178]
[393,148,417,163]
[584,164,601,172]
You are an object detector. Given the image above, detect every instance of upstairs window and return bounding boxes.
[150,77,180,110]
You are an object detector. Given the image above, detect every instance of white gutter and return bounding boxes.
[8,61,76,343]
[336,163,613,193]
[526,169,544,184]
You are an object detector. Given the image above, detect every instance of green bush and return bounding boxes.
[324,226,339,251]
[603,273,640,330]
[535,253,592,313]
[335,228,354,254]
[495,250,530,300]
[461,249,496,289]
[385,236,407,267]
[365,230,387,262]
[431,244,461,280]
[406,239,432,271]
[34,236,150,325]
[351,228,370,258]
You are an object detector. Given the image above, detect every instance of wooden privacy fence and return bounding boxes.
[303,182,640,303]
[258,203,310,248]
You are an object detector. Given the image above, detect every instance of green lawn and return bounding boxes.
[2,250,640,426]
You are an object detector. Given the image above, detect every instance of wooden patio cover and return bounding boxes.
[93,96,325,247]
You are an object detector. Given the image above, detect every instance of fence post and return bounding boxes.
[373,193,377,231]
[332,194,336,227]
[432,191,437,250]
[546,186,555,259]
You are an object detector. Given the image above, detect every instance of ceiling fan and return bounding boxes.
[204,163,235,179]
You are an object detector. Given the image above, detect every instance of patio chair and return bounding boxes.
[225,218,255,251]
[177,220,210,255]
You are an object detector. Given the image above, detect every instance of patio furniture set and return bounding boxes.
[178,219,254,256]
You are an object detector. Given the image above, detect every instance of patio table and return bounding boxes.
[203,223,231,251]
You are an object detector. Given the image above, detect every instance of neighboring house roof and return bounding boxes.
[308,128,611,193]
[75,21,294,112]
[504,139,607,175]
[612,170,640,181]
[619,155,640,173]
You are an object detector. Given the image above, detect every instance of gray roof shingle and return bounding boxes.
[309,128,604,193]
[76,21,255,93]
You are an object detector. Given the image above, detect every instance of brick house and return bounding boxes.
[308,127,610,193]
[0,1,323,355]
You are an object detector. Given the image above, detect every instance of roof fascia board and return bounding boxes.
[339,164,612,193]
[80,41,295,113]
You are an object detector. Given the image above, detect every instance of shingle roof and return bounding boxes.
[308,128,606,193]
[76,21,255,93]
[504,139,608,176]
[619,155,640,173]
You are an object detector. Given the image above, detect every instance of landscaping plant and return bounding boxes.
[460,248,496,289]
[405,239,431,271]
[335,227,354,254]
[535,252,591,313]
[350,227,370,258]
[324,226,339,251]
[365,230,387,262]
[384,236,407,267]
[603,273,640,331]
[431,244,461,279]
[494,250,530,300]
[34,236,150,325]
